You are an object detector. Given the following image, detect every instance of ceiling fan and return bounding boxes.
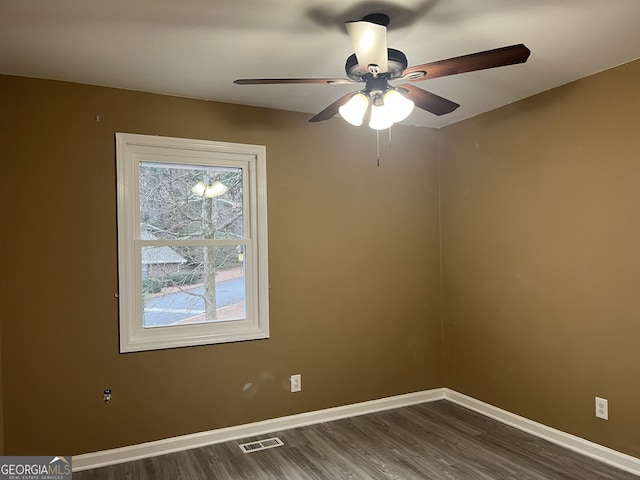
[234,14,530,130]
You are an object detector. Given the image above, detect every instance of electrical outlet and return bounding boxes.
[595,396,608,420]
[290,374,301,393]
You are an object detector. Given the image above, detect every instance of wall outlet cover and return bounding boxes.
[595,396,608,420]
[290,374,301,393]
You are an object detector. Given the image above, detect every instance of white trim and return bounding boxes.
[72,388,640,475]
[72,389,446,471]
[444,389,640,476]
[115,133,269,352]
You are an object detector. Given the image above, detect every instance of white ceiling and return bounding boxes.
[1,0,639,128]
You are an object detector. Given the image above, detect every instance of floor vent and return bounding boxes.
[239,437,284,454]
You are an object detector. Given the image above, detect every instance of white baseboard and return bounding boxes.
[72,388,446,472]
[444,389,640,476]
[73,388,640,476]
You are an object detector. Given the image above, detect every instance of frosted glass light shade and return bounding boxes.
[191,181,207,196]
[383,89,414,122]
[339,93,369,126]
[369,103,394,130]
[204,181,228,197]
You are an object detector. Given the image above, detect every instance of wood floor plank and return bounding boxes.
[74,400,639,479]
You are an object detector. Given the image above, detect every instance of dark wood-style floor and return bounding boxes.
[74,400,639,479]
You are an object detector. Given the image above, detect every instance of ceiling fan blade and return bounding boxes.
[402,44,531,81]
[345,19,388,73]
[234,78,355,85]
[309,92,357,122]
[396,84,460,116]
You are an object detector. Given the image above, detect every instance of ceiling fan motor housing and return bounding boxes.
[345,48,408,82]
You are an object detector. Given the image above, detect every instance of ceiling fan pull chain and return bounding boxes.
[376,129,380,167]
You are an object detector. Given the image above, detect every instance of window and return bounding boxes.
[116,133,269,352]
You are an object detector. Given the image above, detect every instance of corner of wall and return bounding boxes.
[435,127,448,387]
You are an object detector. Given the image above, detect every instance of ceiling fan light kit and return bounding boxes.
[234,13,530,131]
[338,85,415,130]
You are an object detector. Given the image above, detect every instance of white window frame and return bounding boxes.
[115,133,269,353]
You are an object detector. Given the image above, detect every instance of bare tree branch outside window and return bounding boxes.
[139,163,245,326]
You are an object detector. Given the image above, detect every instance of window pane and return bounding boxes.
[142,245,246,327]
[139,162,243,240]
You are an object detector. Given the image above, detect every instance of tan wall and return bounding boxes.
[0,75,443,455]
[440,60,640,457]
[3,58,639,460]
